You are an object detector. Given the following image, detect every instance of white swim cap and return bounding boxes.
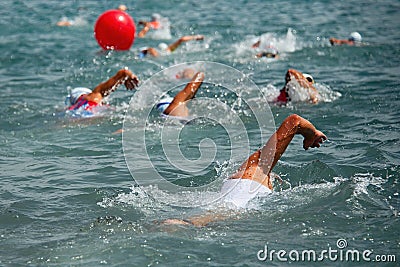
[302,73,314,84]
[152,13,161,21]
[158,42,168,51]
[156,96,173,113]
[69,87,92,105]
[265,46,278,55]
[349,32,362,43]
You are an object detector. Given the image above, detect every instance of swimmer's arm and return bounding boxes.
[270,114,326,166]
[307,84,319,104]
[56,21,72,27]
[146,47,160,57]
[138,22,151,38]
[231,114,326,184]
[329,38,353,46]
[86,69,139,103]
[252,40,260,48]
[309,92,319,103]
[166,35,204,52]
[162,210,233,227]
[163,72,204,115]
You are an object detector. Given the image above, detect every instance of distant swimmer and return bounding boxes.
[163,114,327,226]
[138,35,204,58]
[255,48,279,59]
[138,13,165,38]
[65,69,139,117]
[56,5,127,27]
[56,16,87,27]
[118,4,128,11]
[175,68,196,79]
[156,72,204,118]
[329,32,362,46]
[252,38,279,58]
[276,69,319,104]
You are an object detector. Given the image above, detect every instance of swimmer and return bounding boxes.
[138,13,163,38]
[157,72,204,117]
[56,17,74,27]
[255,49,279,59]
[252,39,279,58]
[329,32,362,46]
[118,4,128,11]
[56,5,127,27]
[56,14,89,27]
[138,35,204,58]
[66,69,139,116]
[163,114,327,226]
[175,68,196,79]
[276,69,319,104]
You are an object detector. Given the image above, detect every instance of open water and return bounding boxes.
[0,0,399,266]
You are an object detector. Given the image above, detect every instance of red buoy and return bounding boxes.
[94,10,136,50]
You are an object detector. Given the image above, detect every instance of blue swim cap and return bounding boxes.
[156,96,173,113]
[138,47,149,58]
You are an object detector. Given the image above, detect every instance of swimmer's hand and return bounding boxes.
[123,70,139,90]
[193,35,204,40]
[303,130,327,150]
[252,40,261,48]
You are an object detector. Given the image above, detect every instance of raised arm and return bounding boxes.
[167,35,204,52]
[138,21,152,38]
[252,39,261,48]
[85,69,139,104]
[161,114,326,227]
[163,72,204,117]
[230,114,327,188]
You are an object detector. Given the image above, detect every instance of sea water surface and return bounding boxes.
[0,0,399,266]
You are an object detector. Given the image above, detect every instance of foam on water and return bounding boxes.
[144,16,172,40]
[57,15,89,27]
[261,81,341,103]
[96,170,394,225]
[232,28,298,63]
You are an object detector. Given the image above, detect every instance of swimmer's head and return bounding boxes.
[68,87,92,105]
[265,46,278,55]
[118,4,128,11]
[152,13,161,21]
[156,96,174,113]
[138,46,149,58]
[158,42,168,51]
[302,73,315,84]
[176,68,196,79]
[279,69,318,103]
[349,32,362,43]
[285,69,315,87]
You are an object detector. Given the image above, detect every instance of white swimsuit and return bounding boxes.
[220,179,272,209]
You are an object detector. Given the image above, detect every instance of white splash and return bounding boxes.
[145,16,172,40]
